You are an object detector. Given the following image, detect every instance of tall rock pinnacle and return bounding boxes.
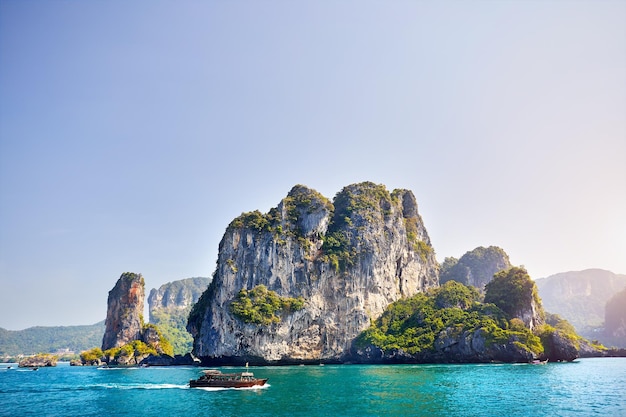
[102,272,145,350]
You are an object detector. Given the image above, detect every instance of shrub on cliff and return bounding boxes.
[320,182,433,272]
[321,182,390,271]
[228,185,332,240]
[94,323,173,365]
[230,285,305,325]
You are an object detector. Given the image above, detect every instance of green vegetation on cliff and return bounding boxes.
[228,185,332,239]
[95,323,173,364]
[230,285,305,325]
[321,182,389,271]
[403,217,432,262]
[320,182,433,272]
[357,280,543,356]
[536,313,583,353]
[282,185,333,231]
[141,323,174,357]
[78,322,173,366]
[321,229,355,272]
[229,210,273,233]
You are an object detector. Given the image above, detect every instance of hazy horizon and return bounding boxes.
[1,1,624,330]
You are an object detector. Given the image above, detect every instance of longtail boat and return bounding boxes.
[189,369,268,388]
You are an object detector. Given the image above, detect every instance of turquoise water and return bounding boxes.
[1,358,625,416]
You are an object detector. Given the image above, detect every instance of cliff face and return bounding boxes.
[102,272,145,351]
[439,246,512,290]
[148,277,211,322]
[188,183,439,363]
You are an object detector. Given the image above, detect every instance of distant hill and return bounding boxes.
[535,269,626,335]
[0,321,105,357]
[148,277,211,355]
[439,246,512,290]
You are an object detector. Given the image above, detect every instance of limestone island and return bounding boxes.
[185,182,599,365]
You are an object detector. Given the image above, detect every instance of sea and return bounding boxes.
[1,358,625,417]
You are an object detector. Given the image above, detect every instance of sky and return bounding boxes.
[0,0,624,330]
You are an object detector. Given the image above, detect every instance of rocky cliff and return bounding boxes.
[188,182,439,364]
[439,246,512,290]
[102,272,145,350]
[148,277,211,322]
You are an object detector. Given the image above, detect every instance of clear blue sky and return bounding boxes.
[1,1,624,330]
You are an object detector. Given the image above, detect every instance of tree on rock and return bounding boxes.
[484,267,545,331]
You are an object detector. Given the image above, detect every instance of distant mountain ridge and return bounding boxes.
[0,322,105,357]
[535,269,626,333]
